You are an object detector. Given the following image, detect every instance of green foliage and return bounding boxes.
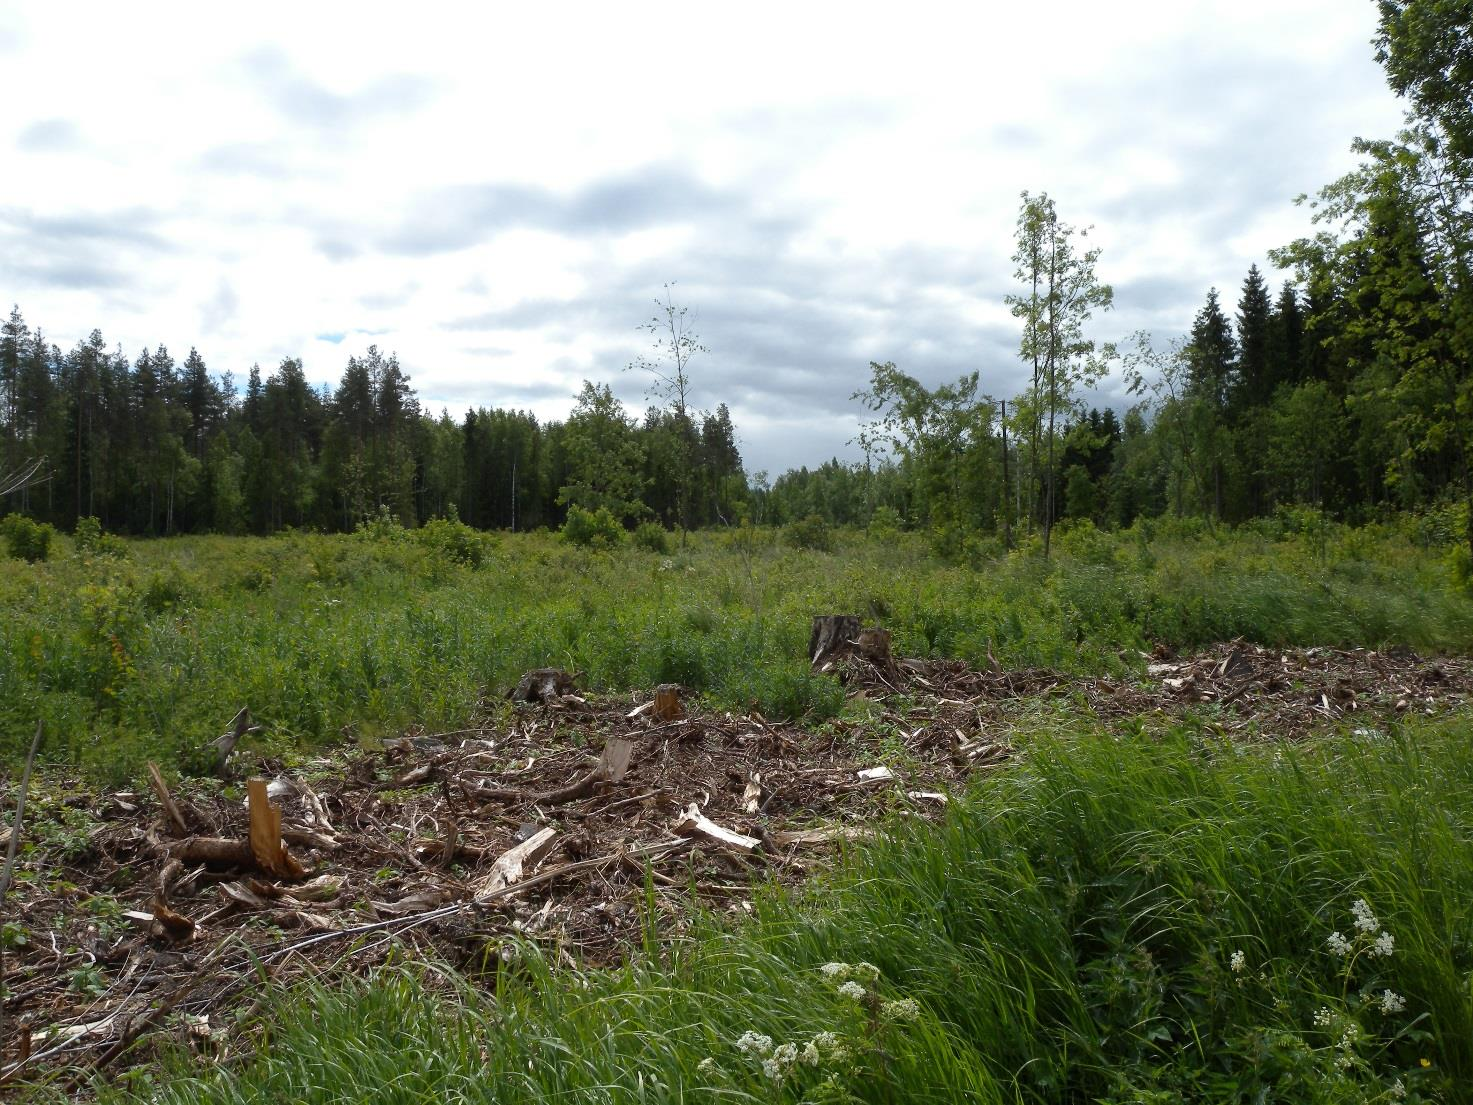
[632,520,671,554]
[73,516,127,559]
[1,512,53,561]
[560,505,625,549]
[867,504,903,540]
[413,513,495,568]
[3,526,1472,773]
[786,512,834,552]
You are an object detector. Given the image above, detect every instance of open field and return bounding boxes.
[3,517,1471,778]
[3,522,1473,1101]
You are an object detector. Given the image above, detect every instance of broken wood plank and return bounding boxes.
[474,826,559,896]
[769,825,872,847]
[671,803,760,853]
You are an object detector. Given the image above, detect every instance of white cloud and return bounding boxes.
[0,0,1407,471]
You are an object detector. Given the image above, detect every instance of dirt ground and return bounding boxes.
[2,639,1469,1092]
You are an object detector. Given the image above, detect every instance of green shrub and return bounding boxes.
[415,515,495,568]
[1,513,54,562]
[632,521,672,554]
[354,504,407,542]
[868,504,903,540]
[74,516,128,558]
[561,506,625,550]
[785,513,833,552]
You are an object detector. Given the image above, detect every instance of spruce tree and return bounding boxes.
[1234,265,1273,412]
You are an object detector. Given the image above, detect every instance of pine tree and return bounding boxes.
[1234,265,1273,412]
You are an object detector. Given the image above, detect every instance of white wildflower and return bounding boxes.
[1352,899,1379,934]
[1379,990,1406,1014]
[1327,931,1353,956]
[1390,1078,1406,1098]
[697,1057,720,1076]
[837,980,866,1000]
[812,1031,841,1052]
[1229,950,1246,973]
[852,962,881,983]
[1313,1007,1335,1028]
[801,1041,821,1066]
[762,1042,798,1081]
[1372,931,1395,958]
[735,1031,773,1056]
[820,962,849,978]
[881,998,921,1021]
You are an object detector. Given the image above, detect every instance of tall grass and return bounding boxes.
[3,521,1471,777]
[68,716,1473,1104]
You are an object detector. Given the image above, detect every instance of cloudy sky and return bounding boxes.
[0,2,1406,474]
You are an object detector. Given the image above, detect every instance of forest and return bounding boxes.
[2,2,1472,558]
[5,4,1473,1103]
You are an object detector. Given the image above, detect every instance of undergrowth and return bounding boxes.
[1,520,1471,779]
[61,715,1471,1104]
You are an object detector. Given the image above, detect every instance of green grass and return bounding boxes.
[3,519,1471,779]
[37,715,1461,1104]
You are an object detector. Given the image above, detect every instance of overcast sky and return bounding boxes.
[0,2,1407,475]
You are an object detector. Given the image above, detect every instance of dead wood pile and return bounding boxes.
[2,637,1469,1088]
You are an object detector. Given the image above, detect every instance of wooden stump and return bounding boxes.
[652,684,684,722]
[509,668,579,704]
[809,615,862,669]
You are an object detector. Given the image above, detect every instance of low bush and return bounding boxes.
[561,505,625,549]
[632,521,672,554]
[1,512,54,562]
[786,512,834,552]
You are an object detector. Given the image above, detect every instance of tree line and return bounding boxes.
[767,2,1473,556]
[4,2,1466,553]
[0,316,746,537]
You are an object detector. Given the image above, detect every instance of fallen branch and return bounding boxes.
[474,827,559,896]
[474,737,634,807]
[146,762,188,836]
[672,803,761,853]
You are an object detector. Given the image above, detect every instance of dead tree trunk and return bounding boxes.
[809,615,862,670]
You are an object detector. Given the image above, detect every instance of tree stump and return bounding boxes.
[809,615,862,670]
[509,668,579,704]
[652,684,685,722]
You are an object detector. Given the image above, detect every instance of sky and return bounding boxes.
[0,1,1408,475]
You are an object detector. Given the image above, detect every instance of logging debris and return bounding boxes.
[3,639,1470,1086]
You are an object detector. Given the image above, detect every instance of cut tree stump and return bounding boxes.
[652,684,684,722]
[508,668,580,704]
[809,615,862,670]
[247,778,307,880]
